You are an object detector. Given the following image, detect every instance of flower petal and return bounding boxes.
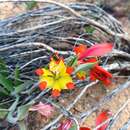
[40,76,54,88]
[66,67,74,75]
[35,68,44,76]
[29,102,54,117]
[80,127,91,130]
[96,111,112,130]
[66,82,75,89]
[79,43,113,60]
[74,44,87,55]
[58,119,73,130]
[52,89,61,97]
[39,81,47,90]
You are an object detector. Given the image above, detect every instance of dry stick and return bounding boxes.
[38,0,129,41]
[111,49,130,59]
[79,79,130,124]
[106,99,130,130]
[2,17,74,35]
[1,1,127,41]
[105,62,130,71]
[9,49,46,58]
[119,118,130,130]
[20,56,47,70]
[0,42,72,55]
[40,81,98,130]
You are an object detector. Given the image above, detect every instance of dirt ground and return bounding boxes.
[0,1,130,130]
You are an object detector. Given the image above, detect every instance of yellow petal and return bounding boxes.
[41,68,53,77]
[58,75,73,89]
[53,80,61,91]
[49,60,66,75]
[52,74,72,90]
[39,69,54,87]
[40,76,54,88]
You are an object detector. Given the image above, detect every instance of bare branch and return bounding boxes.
[79,79,130,123]
[106,99,130,130]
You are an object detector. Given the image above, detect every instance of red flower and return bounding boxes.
[81,58,112,85]
[96,111,112,130]
[80,127,91,130]
[90,65,112,85]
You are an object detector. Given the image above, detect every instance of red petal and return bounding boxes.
[58,119,73,130]
[94,65,112,78]
[35,68,44,76]
[96,111,111,130]
[39,81,47,90]
[52,89,61,97]
[80,127,91,130]
[85,58,97,63]
[79,43,113,60]
[66,82,75,89]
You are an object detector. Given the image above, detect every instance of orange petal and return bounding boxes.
[74,44,87,55]
[39,81,47,90]
[52,89,61,97]
[66,67,74,75]
[66,82,75,89]
[35,68,44,76]
[80,76,86,80]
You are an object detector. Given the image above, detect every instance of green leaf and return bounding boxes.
[0,74,14,92]
[12,80,33,95]
[17,101,34,121]
[0,85,9,96]
[25,0,37,10]
[85,25,95,34]
[74,62,97,73]
[14,66,21,85]
[18,120,27,130]
[67,56,77,67]
[0,108,9,119]
[0,58,8,76]
[7,97,19,123]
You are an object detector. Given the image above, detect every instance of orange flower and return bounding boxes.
[76,71,86,80]
[74,44,87,56]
